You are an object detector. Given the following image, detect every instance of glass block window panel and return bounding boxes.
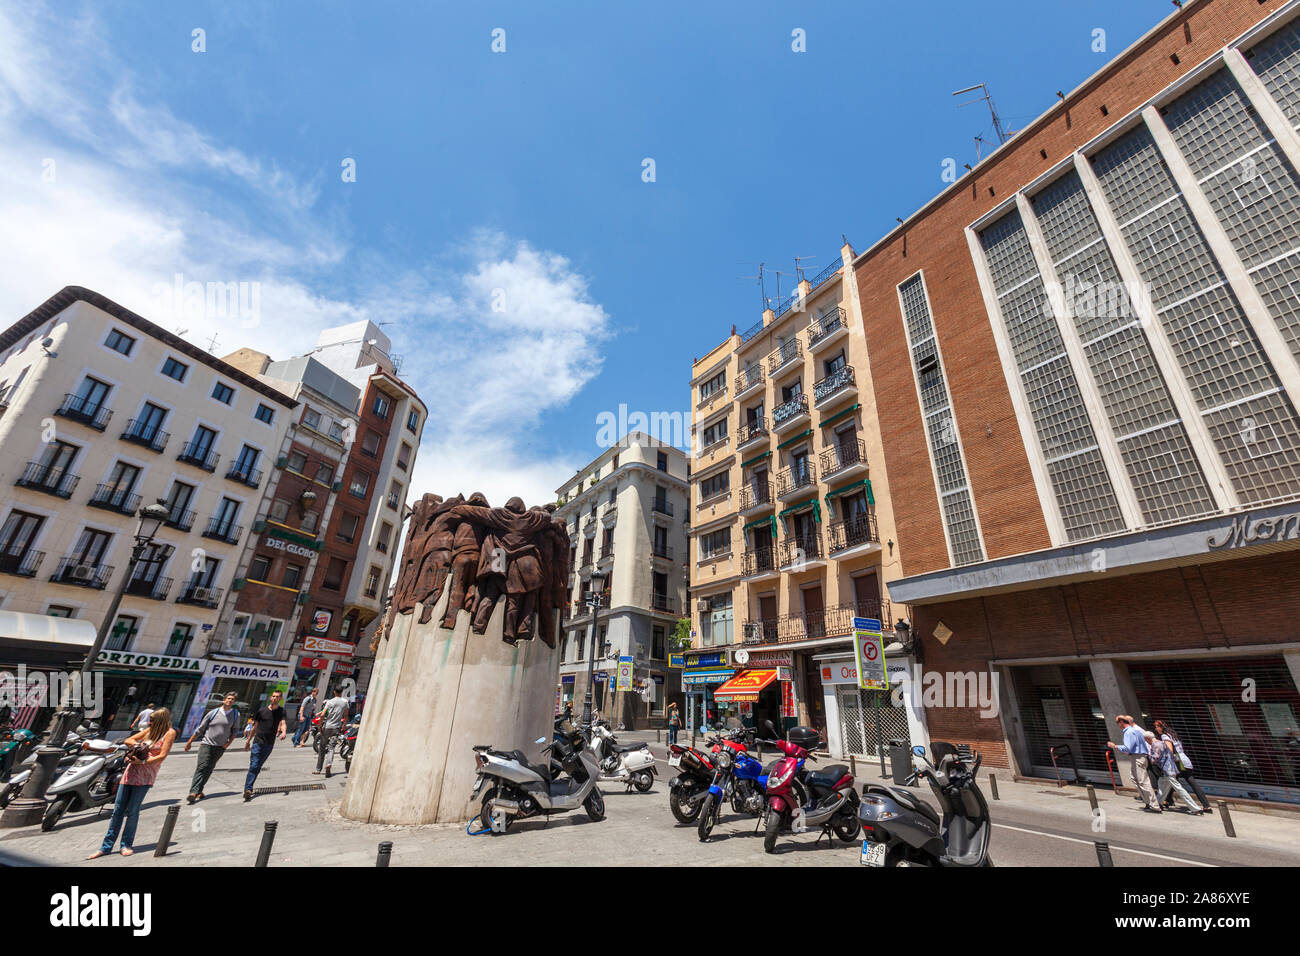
[898,273,985,566]
[1202,390,1300,504]
[1162,71,1268,178]
[1116,423,1215,525]
[1158,284,1281,410]
[979,210,1125,540]
[1248,17,1300,129]
[1253,251,1300,363]
[1091,127,1178,224]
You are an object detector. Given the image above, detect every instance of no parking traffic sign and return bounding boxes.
[852,616,887,691]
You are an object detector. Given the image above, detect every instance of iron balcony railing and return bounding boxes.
[651,544,673,560]
[16,461,79,498]
[820,438,867,478]
[741,546,776,577]
[126,575,172,601]
[226,463,263,487]
[55,393,113,430]
[809,260,842,290]
[386,492,401,510]
[828,512,879,553]
[738,482,772,511]
[51,556,113,590]
[773,294,798,319]
[177,441,220,472]
[121,419,169,453]
[778,534,822,568]
[163,507,196,532]
[598,544,614,561]
[651,593,676,614]
[807,307,846,347]
[767,339,802,375]
[735,365,765,392]
[88,483,141,516]
[652,499,674,517]
[761,601,894,645]
[772,395,808,427]
[742,619,780,645]
[177,582,223,608]
[739,319,765,345]
[0,549,45,578]
[736,417,768,446]
[813,365,855,404]
[775,463,817,497]
[202,517,243,544]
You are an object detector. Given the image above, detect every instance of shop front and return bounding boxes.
[681,648,733,732]
[0,612,96,731]
[816,652,923,760]
[182,656,293,738]
[94,650,203,735]
[733,648,802,735]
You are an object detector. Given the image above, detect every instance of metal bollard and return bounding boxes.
[255,821,278,867]
[1095,841,1114,867]
[849,755,857,777]
[1218,801,1236,838]
[154,804,180,857]
[989,773,999,800]
[376,841,393,867]
[656,729,661,743]
[1086,784,1098,812]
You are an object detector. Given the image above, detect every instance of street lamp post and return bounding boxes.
[580,571,607,733]
[1,502,171,828]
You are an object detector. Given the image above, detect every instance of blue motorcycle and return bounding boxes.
[696,728,772,841]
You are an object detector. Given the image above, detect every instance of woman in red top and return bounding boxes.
[88,707,176,858]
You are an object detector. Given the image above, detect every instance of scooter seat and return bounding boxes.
[500,750,551,782]
[807,764,851,790]
[612,742,648,753]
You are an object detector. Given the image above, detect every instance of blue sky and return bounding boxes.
[0,0,1174,506]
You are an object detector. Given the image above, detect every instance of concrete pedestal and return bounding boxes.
[340,585,559,824]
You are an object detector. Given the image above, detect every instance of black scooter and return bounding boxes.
[858,742,993,867]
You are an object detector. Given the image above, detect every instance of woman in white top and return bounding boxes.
[1144,732,1204,815]
[1154,719,1211,811]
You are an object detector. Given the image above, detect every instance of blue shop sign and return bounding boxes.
[684,651,727,668]
[682,668,735,686]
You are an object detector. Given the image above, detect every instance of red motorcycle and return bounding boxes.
[760,720,860,853]
[666,727,750,823]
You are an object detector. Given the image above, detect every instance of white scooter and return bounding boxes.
[42,740,130,831]
[588,720,656,792]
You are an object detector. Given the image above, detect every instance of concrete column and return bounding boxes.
[993,664,1030,776]
[1089,658,1142,745]
[340,586,559,824]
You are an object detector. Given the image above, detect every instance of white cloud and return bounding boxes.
[0,2,610,511]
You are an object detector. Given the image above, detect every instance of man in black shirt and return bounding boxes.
[243,690,287,800]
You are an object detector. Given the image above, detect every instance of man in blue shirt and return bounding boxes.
[1106,715,1161,812]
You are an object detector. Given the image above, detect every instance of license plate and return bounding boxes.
[668,754,681,767]
[861,841,887,867]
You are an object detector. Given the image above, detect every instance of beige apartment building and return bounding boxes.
[554,433,689,729]
[687,244,924,756]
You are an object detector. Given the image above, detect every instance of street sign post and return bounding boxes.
[616,656,633,691]
[852,617,887,691]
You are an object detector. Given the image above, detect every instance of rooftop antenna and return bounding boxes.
[953,82,1009,146]
[737,262,768,310]
[772,269,788,306]
[793,255,816,283]
[205,332,220,353]
[974,134,991,161]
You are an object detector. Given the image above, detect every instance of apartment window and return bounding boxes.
[104,614,139,652]
[406,409,419,433]
[700,593,733,647]
[211,381,235,405]
[387,480,402,510]
[161,357,188,382]
[365,565,381,598]
[699,528,731,559]
[328,420,346,443]
[189,424,217,458]
[657,451,668,472]
[282,563,304,590]
[104,329,135,356]
[164,481,196,523]
[377,522,393,554]
[233,445,260,475]
[698,369,726,401]
[396,442,411,471]
[315,462,335,485]
[651,626,666,660]
[303,408,321,430]
[323,557,347,591]
[699,470,729,502]
[337,512,360,543]
[361,431,381,457]
[301,510,319,534]
[254,403,275,425]
[46,605,75,618]
[248,555,271,582]
[350,472,371,499]
[372,394,392,419]
[247,617,284,656]
[165,623,194,656]
[701,417,728,447]
[268,498,290,523]
[287,450,308,474]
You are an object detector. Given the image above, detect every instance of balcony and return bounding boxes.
[226,463,263,488]
[121,419,169,453]
[177,442,220,472]
[597,544,614,568]
[738,318,766,346]
[736,417,769,450]
[778,534,823,572]
[202,517,243,544]
[741,546,778,579]
[88,483,141,516]
[651,593,677,615]
[771,395,809,433]
[651,499,674,519]
[742,619,780,645]
[579,557,595,578]
[775,463,817,499]
[126,575,172,601]
[0,550,45,578]
[650,544,673,562]
[583,515,597,536]
[51,556,113,590]
[734,366,765,399]
[828,512,880,557]
[807,307,848,352]
[813,364,856,407]
[809,260,843,291]
[766,339,802,378]
[820,439,868,481]
[163,507,196,533]
[177,583,223,608]
[756,601,894,646]
[738,481,773,515]
[386,492,401,510]
[16,461,79,499]
[55,393,113,431]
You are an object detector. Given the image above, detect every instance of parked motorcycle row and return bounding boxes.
[469,712,993,865]
[0,721,103,811]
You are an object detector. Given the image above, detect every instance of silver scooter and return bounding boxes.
[42,740,130,831]
[588,720,656,792]
[470,715,605,832]
[0,724,99,808]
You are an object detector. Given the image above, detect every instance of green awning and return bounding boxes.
[740,451,772,468]
[819,403,861,428]
[825,478,874,505]
[776,429,812,450]
[778,498,821,523]
[743,515,778,539]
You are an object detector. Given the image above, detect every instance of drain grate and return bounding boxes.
[252,783,327,795]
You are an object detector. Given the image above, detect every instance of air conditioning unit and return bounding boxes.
[696,599,710,613]
[71,563,95,581]
[192,586,214,603]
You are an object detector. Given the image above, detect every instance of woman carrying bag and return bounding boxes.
[1154,718,1211,811]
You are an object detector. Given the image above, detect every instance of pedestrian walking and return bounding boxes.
[129,702,156,733]
[88,708,176,859]
[667,701,681,746]
[293,688,320,748]
[1153,719,1211,810]
[1145,731,1204,814]
[242,691,287,800]
[184,692,241,803]
[1106,714,1161,812]
[312,686,350,778]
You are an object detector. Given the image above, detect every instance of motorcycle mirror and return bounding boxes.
[912,745,927,758]
[535,737,547,744]
[763,719,777,735]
